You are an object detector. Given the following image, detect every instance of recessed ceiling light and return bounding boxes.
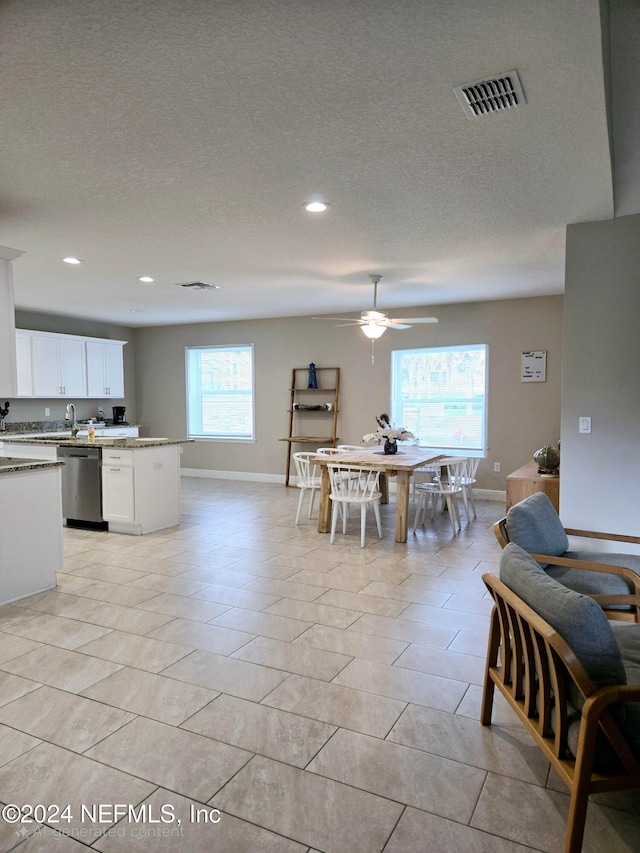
[304,201,329,213]
[139,276,154,282]
[63,256,83,264]
[129,309,143,313]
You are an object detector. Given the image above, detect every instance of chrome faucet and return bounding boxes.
[65,402,79,438]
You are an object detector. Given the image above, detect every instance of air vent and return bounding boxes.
[454,70,525,119]
[176,281,221,290]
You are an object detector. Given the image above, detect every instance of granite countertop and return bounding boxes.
[0,456,64,475]
[2,437,193,449]
[0,422,141,436]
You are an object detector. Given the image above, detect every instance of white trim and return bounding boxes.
[180,467,506,501]
[181,467,284,484]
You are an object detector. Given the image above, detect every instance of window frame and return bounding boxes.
[390,343,488,456]
[185,343,256,442]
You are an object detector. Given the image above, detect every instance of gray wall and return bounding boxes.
[11,310,137,425]
[561,212,640,533]
[134,295,563,490]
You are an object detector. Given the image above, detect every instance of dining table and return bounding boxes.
[315,446,444,543]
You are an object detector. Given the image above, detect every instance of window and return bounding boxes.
[391,344,488,453]
[186,344,255,440]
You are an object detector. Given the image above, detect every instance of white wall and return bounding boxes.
[134,295,563,490]
[561,212,640,533]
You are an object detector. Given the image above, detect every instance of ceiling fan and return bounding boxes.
[313,275,438,339]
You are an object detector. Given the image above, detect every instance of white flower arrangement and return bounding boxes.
[362,413,416,444]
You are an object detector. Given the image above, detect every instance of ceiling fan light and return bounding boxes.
[361,322,386,339]
[304,201,329,212]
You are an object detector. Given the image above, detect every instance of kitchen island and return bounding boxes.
[1,436,193,536]
[0,456,63,603]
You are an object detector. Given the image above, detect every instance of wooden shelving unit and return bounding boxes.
[280,366,340,486]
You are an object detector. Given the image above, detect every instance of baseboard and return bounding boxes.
[180,467,506,502]
[181,467,285,484]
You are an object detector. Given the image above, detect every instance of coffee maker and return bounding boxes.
[112,406,127,425]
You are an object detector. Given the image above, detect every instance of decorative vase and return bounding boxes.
[383,438,398,455]
[533,444,560,474]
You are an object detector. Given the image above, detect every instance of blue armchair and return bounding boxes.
[482,543,640,852]
[494,492,640,622]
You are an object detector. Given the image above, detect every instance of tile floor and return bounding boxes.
[0,478,638,852]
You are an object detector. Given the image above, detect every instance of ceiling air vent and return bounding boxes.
[176,281,221,291]
[454,70,525,119]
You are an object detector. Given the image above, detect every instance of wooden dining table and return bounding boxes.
[315,447,443,543]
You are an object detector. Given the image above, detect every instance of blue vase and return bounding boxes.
[383,438,398,455]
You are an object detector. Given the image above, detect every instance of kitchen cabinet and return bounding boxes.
[0,461,63,603]
[32,334,86,397]
[102,462,135,523]
[15,330,33,397]
[15,330,126,399]
[0,247,22,398]
[86,340,125,398]
[102,444,181,534]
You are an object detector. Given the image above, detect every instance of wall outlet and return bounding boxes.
[44,407,50,416]
[579,416,591,434]
[493,462,501,472]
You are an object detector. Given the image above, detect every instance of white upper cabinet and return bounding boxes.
[0,247,23,398]
[16,330,126,399]
[15,330,33,397]
[32,335,86,397]
[86,340,125,398]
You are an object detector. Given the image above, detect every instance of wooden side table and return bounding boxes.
[506,460,559,513]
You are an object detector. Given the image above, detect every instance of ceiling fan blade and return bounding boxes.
[382,322,412,330]
[390,317,439,324]
[312,316,364,324]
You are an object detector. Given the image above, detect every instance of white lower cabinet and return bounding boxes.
[101,444,180,534]
[102,464,135,523]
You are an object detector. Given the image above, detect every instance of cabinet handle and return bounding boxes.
[109,467,121,472]
[110,455,121,459]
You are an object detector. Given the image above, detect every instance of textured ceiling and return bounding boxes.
[0,0,615,326]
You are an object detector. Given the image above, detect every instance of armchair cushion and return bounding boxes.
[499,543,626,690]
[547,551,637,597]
[505,492,569,567]
[611,624,640,758]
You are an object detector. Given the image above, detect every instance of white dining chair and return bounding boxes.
[327,463,382,548]
[336,444,364,452]
[292,451,322,524]
[411,461,441,499]
[413,458,466,536]
[458,457,479,519]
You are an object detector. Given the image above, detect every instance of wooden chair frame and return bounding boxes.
[482,572,640,853]
[493,516,640,622]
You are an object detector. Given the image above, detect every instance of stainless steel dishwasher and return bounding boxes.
[58,445,106,528]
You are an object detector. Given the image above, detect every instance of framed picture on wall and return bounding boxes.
[521,350,547,382]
